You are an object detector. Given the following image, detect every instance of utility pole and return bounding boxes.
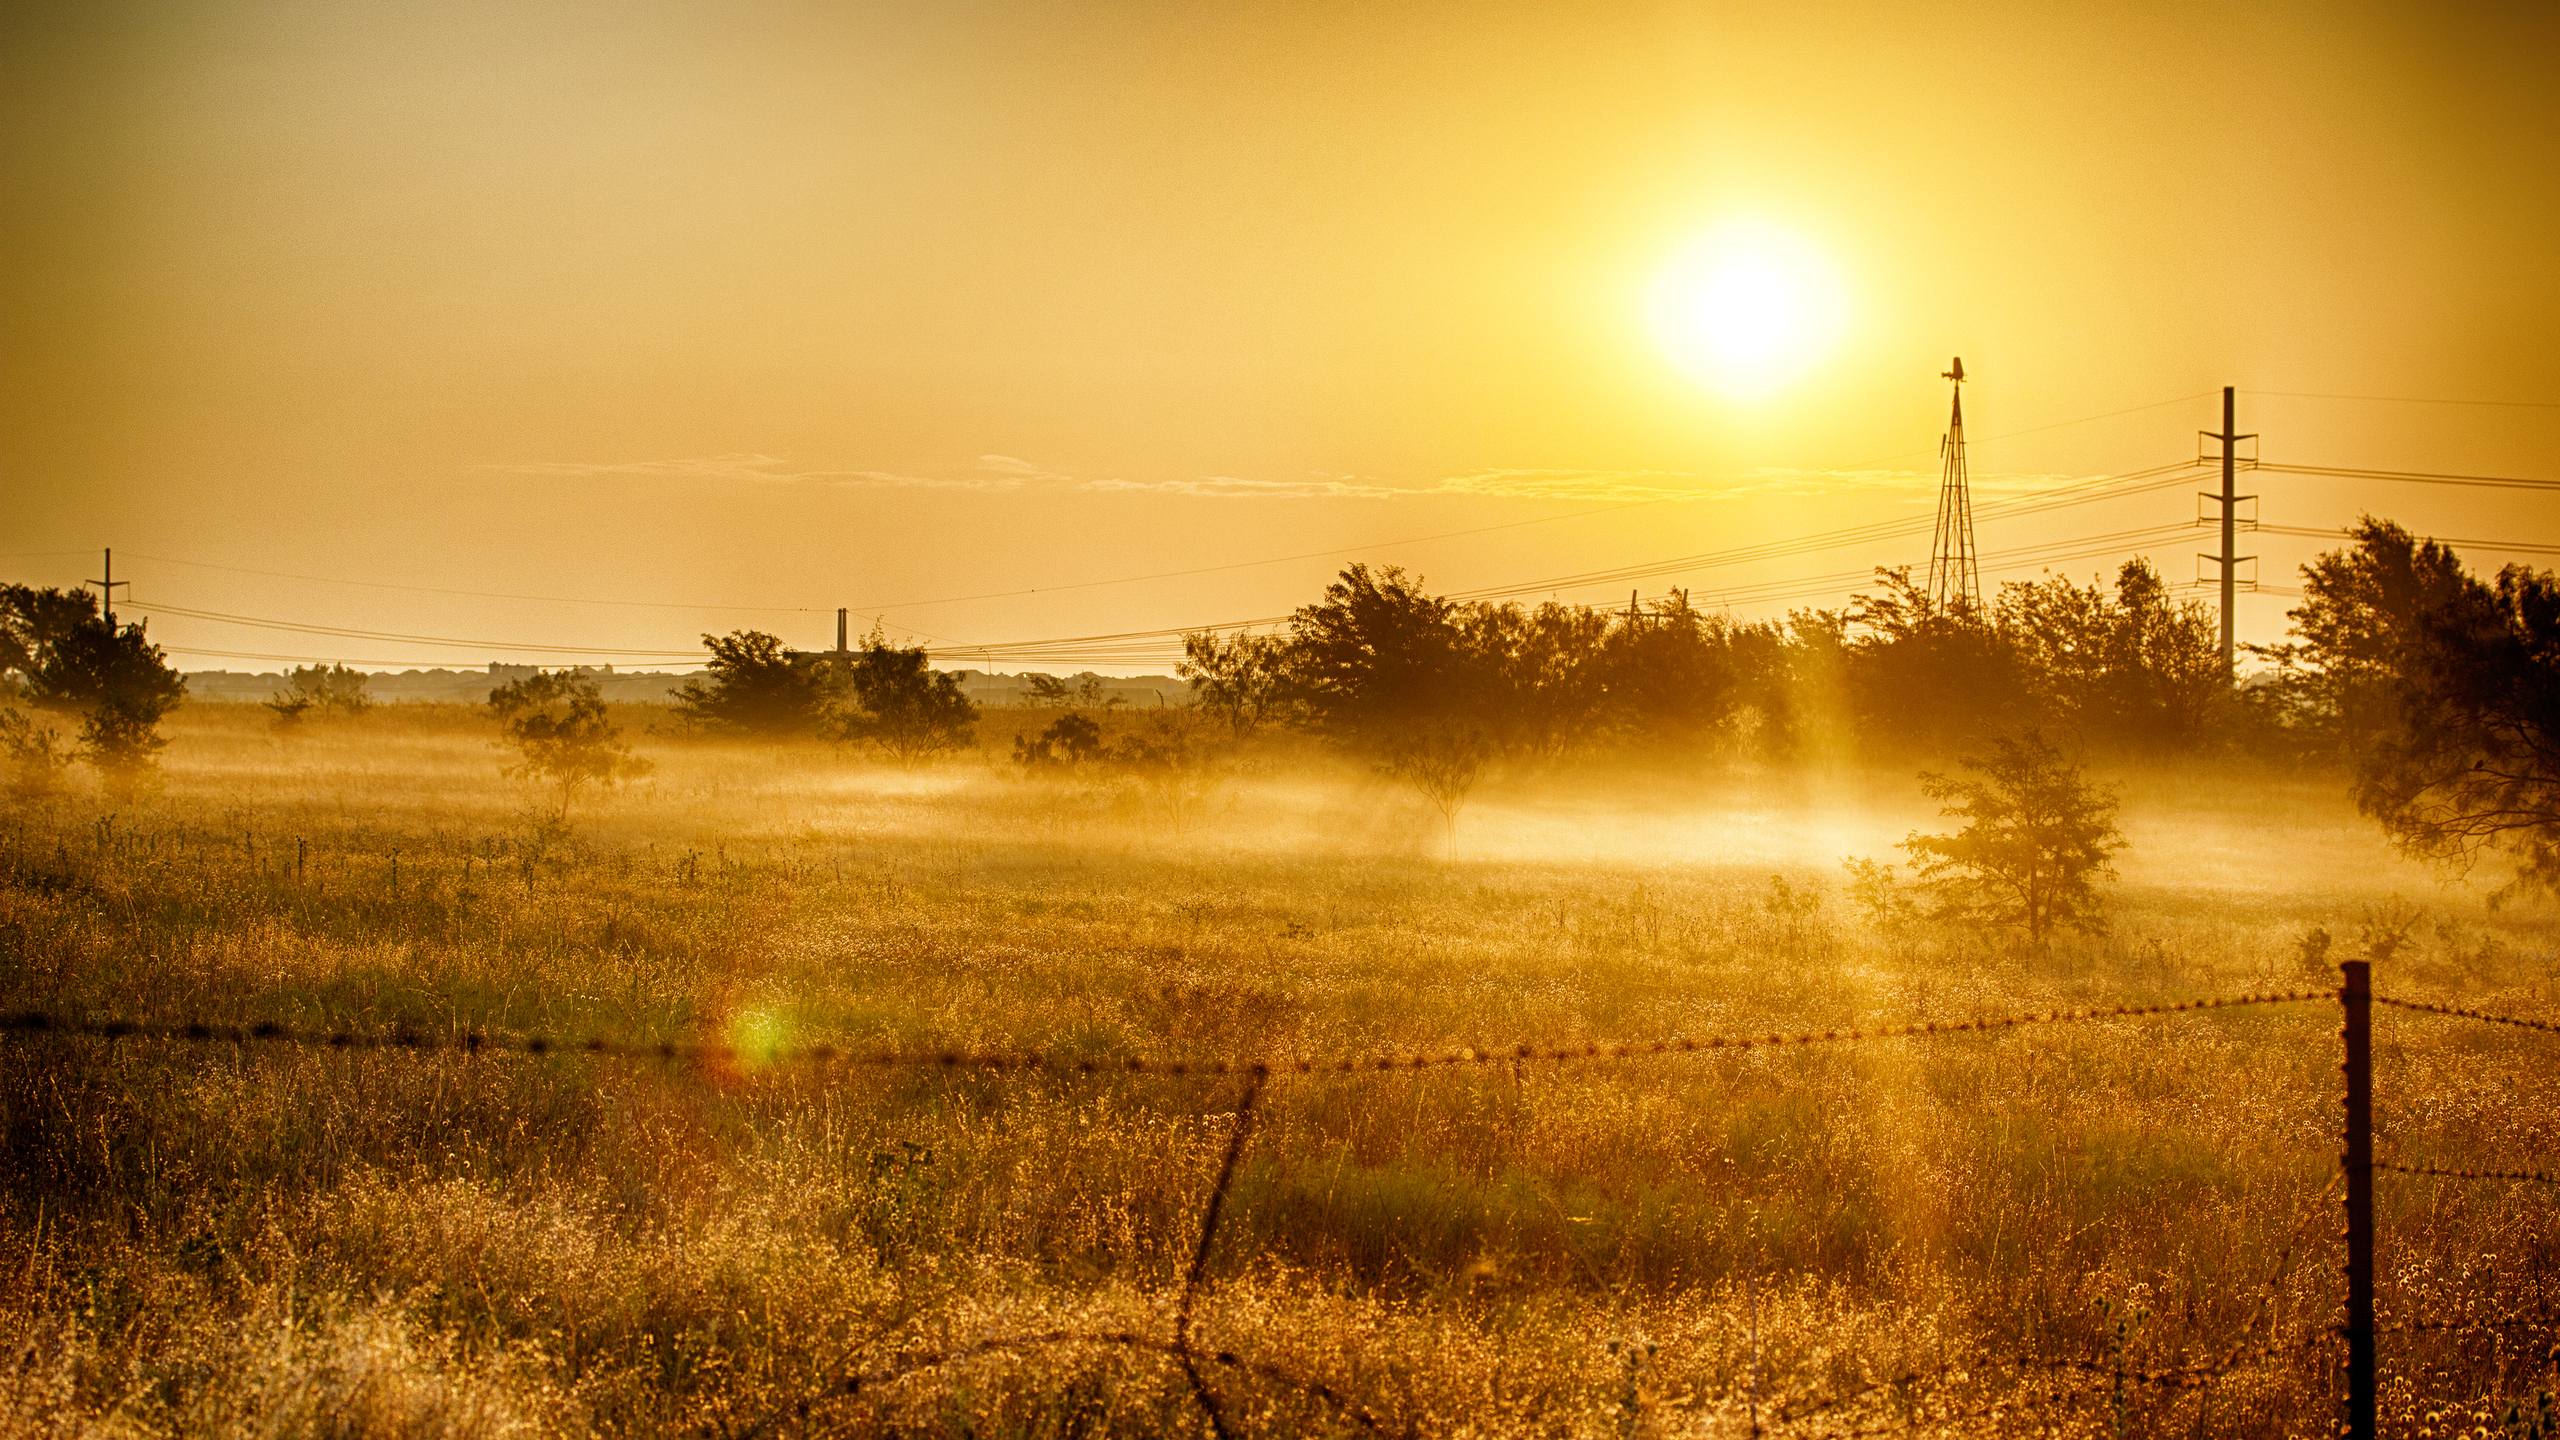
[2340,958,2376,1440]
[86,547,129,626]
[1627,590,1642,630]
[2199,387,2256,678]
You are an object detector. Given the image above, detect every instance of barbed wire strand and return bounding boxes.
[2372,995,2560,1039]
[0,988,2337,1077]
[32,984,2560,1434]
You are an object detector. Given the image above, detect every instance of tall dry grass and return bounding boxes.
[2,703,2554,1437]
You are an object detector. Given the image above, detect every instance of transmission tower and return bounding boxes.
[1925,357,1981,612]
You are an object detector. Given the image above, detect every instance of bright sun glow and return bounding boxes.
[1647,222,1846,399]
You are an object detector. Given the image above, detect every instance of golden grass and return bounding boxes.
[2,703,2555,1437]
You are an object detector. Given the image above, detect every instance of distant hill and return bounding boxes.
[180,663,1189,707]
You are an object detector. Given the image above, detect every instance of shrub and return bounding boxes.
[1380,728,1491,840]
[1014,712,1105,770]
[0,708,74,796]
[267,664,372,726]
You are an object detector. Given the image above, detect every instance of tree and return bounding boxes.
[1844,568,2021,754]
[1381,728,1491,840]
[0,584,186,783]
[1899,731,2125,943]
[2348,560,2560,895]
[2253,518,2479,753]
[1277,564,1473,747]
[673,630,838,735]
[1459,600,1611,760]
[1178,631,1287,737]
[1021,672,1119,710]
[835,638,978,763]
[488,670,649,817]
[266,663,371,726]
[1593,594,1753,749]
[1997,560,2222,750]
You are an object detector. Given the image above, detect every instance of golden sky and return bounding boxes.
[4,1,2555,671]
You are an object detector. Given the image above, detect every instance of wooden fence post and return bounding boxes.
[2341,958,2376,1440]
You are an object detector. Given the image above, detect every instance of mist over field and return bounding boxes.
[2,694,2554,1437]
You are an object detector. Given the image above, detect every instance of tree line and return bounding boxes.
[1177,555,2231,766]
[3,518,2552,901]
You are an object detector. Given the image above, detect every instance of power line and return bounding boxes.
[2255,462,2560,493]
[131,467,2211,672]
[2252,524,2560,557]
[2249,390,2560,411]
[1444,462,2203,603]
[16,393,2222,646]
[833,391,2220,615]
[126,599,708,659]
[153,644,706,670]
[120,552,828,615]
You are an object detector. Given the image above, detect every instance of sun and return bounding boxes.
[1646,222,1846,399]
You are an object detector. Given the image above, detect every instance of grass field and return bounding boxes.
[3,703,2556,1437]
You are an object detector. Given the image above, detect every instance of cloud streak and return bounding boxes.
[493,454,1985,503]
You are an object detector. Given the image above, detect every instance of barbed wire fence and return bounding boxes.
[6,966,2557,1438]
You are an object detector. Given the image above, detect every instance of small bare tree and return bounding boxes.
[1381,729,1490,841]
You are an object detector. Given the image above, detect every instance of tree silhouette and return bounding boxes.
[674,631,839,735]
[0,584,185,784]
[2343,555,2559,894]
[1278,564,1471,747]
[1998,559,2221,750]
[1900,731,2125,944]
[1178,631,1287,737]
[488,670,648,817]
[835,637,977,763]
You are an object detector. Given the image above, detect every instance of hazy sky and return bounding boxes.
[5,1,2555,670]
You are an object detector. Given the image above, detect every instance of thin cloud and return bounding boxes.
[1084,475,1405,500]
[1429,469,1709,502]
[491,454,1025,491]
[496,453,2017,504]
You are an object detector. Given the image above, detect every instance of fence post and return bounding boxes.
[2340,958,2375,1440]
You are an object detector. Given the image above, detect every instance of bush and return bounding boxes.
[0,708,74,796]
[1013,713,1105,770]
[267,664,372,727]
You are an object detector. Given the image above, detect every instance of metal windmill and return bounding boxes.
[1925,357,1981,612]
